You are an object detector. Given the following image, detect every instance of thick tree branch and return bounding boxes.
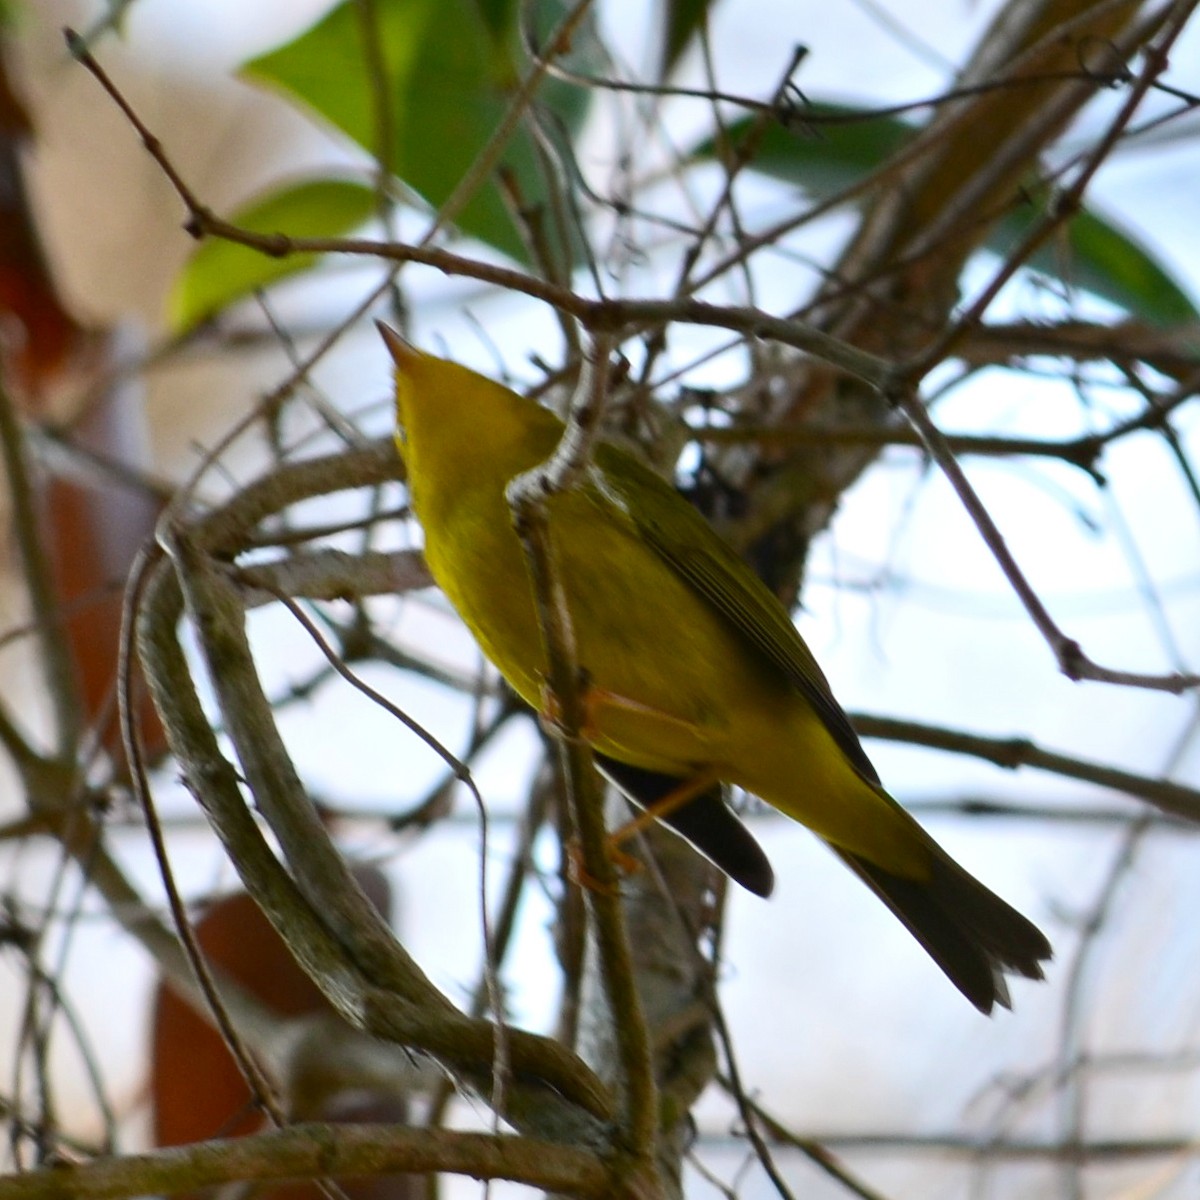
[0,1126,617,1200]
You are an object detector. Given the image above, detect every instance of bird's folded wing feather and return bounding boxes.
[594,444,881,786]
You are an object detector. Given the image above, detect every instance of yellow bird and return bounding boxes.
[380,324,1051,1013]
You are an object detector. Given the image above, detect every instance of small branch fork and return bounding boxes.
[61,27,890,390]
[886,381,1200,695]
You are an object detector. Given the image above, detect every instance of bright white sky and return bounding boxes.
[9,1,1200,1197]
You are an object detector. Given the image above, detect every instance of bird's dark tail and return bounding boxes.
[593,752,1049,1013]
[833,841,1051,1014]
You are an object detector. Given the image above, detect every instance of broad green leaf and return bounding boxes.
[169,178,377,332]
[692,106,1197,326]
[695,103,908,197]
[993,198,1197,327]
[660,0,717,77]
[242,0,597,267]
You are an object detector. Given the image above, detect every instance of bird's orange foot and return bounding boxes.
[566,836,642,895]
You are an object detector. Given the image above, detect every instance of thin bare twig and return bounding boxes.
[889,384,1200,694]
[118,542,287,1126]
[855,714,1200,820]
[0,376,81,757]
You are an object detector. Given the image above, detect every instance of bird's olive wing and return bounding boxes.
[594,444,881,785]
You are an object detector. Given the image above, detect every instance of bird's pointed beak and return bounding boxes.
[376,320,419,369]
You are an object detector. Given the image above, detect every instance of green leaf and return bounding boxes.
[691,105,1197,326]
[659,0,716,77]
[994,198,1198,327]
[241,0,597,266]
[169,178,377,332]
[694,103,908,197]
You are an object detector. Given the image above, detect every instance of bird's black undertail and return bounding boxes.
[594,753,776,898]
[834,845,1052,1014]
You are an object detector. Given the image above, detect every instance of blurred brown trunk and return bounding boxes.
[0,36,164,768]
